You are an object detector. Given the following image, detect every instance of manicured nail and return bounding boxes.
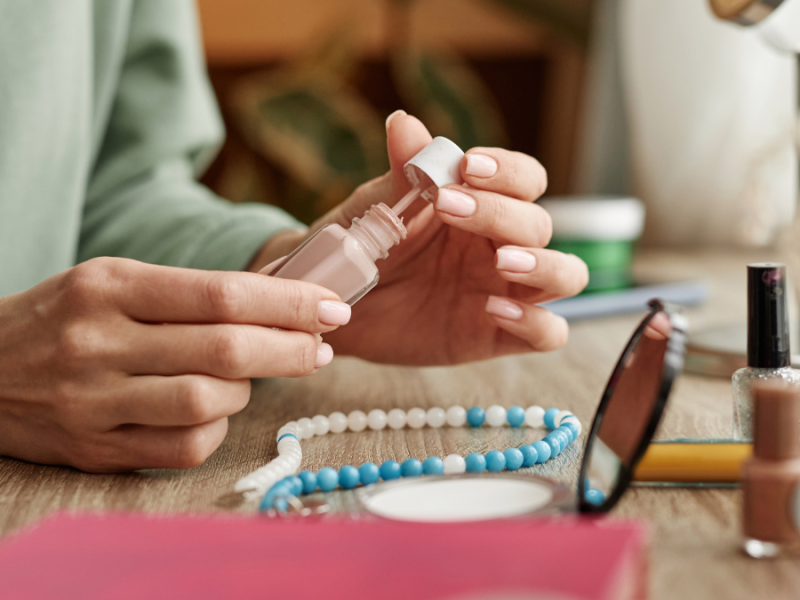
[385,109,407,132]
[485,296,523,321]
[316,343,334,368]
[436,188,476,217]
[496,248,537,273]
[318,300,351,326]
[465,154,498,178]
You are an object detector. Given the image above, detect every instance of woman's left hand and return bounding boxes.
[251,112,588,365]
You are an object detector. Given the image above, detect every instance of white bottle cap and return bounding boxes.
[404,137,465,202]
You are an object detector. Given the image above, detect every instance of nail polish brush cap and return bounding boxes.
[404,137,465,202]
[752,381,800,460]
[747,263,790,369]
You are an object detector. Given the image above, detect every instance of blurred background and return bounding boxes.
[195,0,800,271]
[196,0,590,225]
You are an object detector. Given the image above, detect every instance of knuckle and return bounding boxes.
[62,257,116,304]
[57,322,100,365]
[210,328,251,378]
[484,194,508,233]
[172,423,224,469]
[281,280,317,327]
[291,335,319,376]
[204,275,245,321]
[177,378,215,423]
[536,207,553,247]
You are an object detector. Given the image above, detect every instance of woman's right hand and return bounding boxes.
[0,257,350,472]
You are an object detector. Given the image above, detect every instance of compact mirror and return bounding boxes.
[355,299,687,521]
[578,299,686,512]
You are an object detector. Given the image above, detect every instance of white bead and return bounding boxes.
[554,410,572,427]
[387,408,407,430]
[348,410,368,432]
[329,412,348,433]
[407,407,427,429]
[445,406,467,427]
[367,409,388,430]
[485,405,507,427]
[312,415,330,436]
[277,439,299,454]
[234,477,257,492]
[443,454,466,474]
[297,417,315,439]
[277,421,299,438]
[525,406,545,428]
[561,416,582,436]
[426,407,446,428]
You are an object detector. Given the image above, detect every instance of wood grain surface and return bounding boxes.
[2,248,799,598]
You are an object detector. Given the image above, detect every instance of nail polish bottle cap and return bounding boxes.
[747,263,790,369]
[752,381,800,460]
[404,137,465,202]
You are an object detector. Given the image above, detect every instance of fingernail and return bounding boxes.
[436,188,476,217]
[465,154,498,178]
[318,300,351,326]
[496,248,537,273]
[385,109,407,132]
[485,296,523,321]
[316,343,334,368]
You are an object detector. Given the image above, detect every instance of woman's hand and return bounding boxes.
[252,113,589,365]
[0,257,350,472]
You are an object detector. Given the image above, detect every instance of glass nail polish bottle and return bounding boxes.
[732,263,800,440]
[268,137,465,305]
[742,381,800,559]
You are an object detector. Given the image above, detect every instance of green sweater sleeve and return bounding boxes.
[78,0,302,271]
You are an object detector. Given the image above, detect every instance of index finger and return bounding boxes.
[460,147,548,202]
[104,260,348,331]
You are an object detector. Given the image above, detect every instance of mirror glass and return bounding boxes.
[356,475,571,522]
[580,309,674,508]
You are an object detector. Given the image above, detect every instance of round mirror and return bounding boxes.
[578,300,686,512]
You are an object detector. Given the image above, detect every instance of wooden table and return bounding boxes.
[2,248,799,598]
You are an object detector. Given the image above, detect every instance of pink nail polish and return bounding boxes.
[436,189,476,217]
[318,300,351,326]
[316,343,334,368]
[485,296,524,321]
[496,248,537,273]
[465,154,498,178]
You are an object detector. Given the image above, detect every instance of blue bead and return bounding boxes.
[317,467,339,492]
[585,488,606,506]
[338,465,360,489]
[503,448,524,470]
[379,460,402,481]
[277,433,299,443]
[583,477,591,493]
[553,428,571,448]
[466,407,486,427]
[485,450,506,472]
[520,444,539,467]
[289,476,304,496]
[543,408,560,429]
[260,480,292,510]
[506,406,526,427]
[298,471,317,494]
[422,456,445,475]
[401,458,423,477]
[561,422,579,441]
[274,497,289,512]
[465,452,487,473]
[358,462,380,486]
[543,434,561,457]
[532,440,551,463]
[557,425,574,444]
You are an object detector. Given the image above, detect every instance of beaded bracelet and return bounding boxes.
[236,405,582,509]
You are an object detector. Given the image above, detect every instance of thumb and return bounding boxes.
[386,111,433,196]
[310,111,433,233]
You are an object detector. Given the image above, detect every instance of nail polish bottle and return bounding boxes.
[732,263,800,440]
[742,381,800,558]
[268,137,464,305]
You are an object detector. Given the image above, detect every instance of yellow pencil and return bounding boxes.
[634,443,753,483]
